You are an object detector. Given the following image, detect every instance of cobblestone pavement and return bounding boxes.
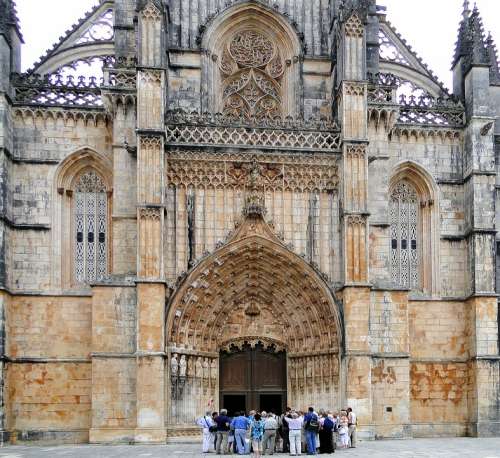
[2,439,500,458]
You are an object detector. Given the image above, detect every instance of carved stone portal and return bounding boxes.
[166,204,342,427]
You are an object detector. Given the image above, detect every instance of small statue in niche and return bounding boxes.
[171,353,179,377]
[179,354,187,377]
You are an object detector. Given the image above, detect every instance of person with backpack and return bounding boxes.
[319,413,335,454]
[196,410,217,453]
[304,406,319,455]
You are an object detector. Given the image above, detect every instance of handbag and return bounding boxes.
[205,417,218,433]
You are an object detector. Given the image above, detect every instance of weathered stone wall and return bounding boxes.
[6,296,91,358]
[5,295,92,444]
[409,300,469,436]
[6,363,92,444]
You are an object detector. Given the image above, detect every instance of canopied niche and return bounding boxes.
[201,3,302,118]
[166,212,343,427]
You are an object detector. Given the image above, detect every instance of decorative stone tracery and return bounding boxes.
[220,30,284,120]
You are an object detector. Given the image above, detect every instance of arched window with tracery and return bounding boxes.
[219,29,285,120]
[73,170,108,284]
[390,181,420,290]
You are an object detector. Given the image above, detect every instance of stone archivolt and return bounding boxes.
[167,215,342,355]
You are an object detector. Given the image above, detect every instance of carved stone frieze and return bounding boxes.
[165,110,340,152]
[12,107,109,127]
[166,151,339,193]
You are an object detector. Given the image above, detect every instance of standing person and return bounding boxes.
[250,412,265,458]
[213,411,219,450]
[231,411,250,455]
[338,410,349,449]
[318,413,334,454]
[262,411,278,455]
[347,407,357,448]
[196,410,216,454]
[284,411,304,456]
[216,408,231,455]
[304,407,320,455]
[280,407,292,453]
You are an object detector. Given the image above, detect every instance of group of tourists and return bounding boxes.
[196,406,357,456]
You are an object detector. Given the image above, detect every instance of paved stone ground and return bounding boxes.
[2,439,500,458]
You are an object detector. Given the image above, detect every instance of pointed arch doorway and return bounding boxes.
[220,341,287,416]
[166,212,344,434]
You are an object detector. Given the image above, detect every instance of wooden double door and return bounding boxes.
[219,345,286,417]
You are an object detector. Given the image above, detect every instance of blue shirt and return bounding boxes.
[251,419,265,441]
[231,415,250,430]
[304,412,318,428]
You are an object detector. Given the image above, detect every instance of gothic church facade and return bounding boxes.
[0,0,499,444]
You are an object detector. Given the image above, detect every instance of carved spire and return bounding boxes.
[452,0,471,67]
[468,4,490,66]
[453,2,491,71]
[486,32,500,84]
[0,0,22,43]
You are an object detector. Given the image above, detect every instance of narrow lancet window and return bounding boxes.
[74,170,108,284]
[390,181,419,289]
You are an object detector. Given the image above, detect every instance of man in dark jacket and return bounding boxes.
[215,408,231,454]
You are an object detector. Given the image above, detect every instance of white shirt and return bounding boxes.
[348,412,357,425]
[284,416,304,430]
[196,415,215,430]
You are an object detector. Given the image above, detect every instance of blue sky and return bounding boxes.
[16,0,500,90]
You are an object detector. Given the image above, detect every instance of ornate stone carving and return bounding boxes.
[139,208,161,220]
[167,151,339,193]
[345,144,366,158]
[345,14,364,38]
[74,170,107,193]
[220,30,284,120]
[243,159,266,218]
[344,82,366,96]
[141,1,162,20]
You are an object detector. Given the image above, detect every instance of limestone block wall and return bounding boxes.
[5,295,92,443]
[90,286,137,441]
[6,296,91,358]
[409,300,469,437]
[6,363,92,443]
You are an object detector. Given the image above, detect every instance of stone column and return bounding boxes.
[462,65,499,436]
[0,1,21,444]
[134,0,167,443]
[336,12,373,436]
